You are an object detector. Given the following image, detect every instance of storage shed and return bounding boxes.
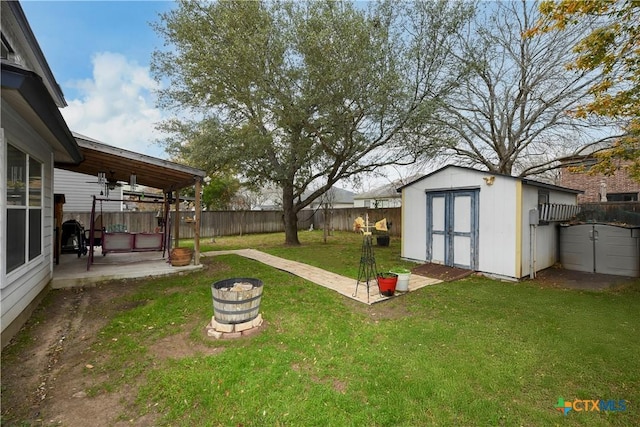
[398,166,582,280]
[560,223,640,277]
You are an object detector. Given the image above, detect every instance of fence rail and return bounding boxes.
[65,203,640,239]
[577,202,640,225]
[62,207,402,239]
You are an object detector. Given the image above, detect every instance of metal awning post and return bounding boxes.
[87,195,96,271]
[194,177,201,265]
[174,190,180,248]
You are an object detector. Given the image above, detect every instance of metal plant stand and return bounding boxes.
[353,232,379,303]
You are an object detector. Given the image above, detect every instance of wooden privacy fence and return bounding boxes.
[62,203,640,238]
[62,207,402,239]
[311,207,402,237]
[577,202,640,226]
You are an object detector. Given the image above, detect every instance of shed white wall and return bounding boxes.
[54,169,123,213]
[1,102,55,342]
[401,167,519,278]
[520,187,577,278]
[477,177,519,278]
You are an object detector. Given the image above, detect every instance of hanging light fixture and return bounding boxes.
[130,173,137,191]
[97,172,106,186]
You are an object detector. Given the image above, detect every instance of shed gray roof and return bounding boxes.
[397,165,583,194]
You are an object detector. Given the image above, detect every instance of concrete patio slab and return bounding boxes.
[51,248,202,289]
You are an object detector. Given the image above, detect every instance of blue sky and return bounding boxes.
[21,0,176,158]
[18,0,403,189]
[18,0,433,189]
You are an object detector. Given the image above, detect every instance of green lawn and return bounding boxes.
[196,230,418,278]
[18,232,640,425]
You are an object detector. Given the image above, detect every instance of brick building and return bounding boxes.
[558,156,640,203]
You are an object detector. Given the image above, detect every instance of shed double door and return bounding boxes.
[426,190,479,270]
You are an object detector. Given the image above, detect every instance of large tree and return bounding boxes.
[535,0,640,180]
[425,0,622,177]
[151,0,473,244]
[164,121,242,210]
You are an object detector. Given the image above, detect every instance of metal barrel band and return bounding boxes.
[213,293,262,305]
[214,306,259,316]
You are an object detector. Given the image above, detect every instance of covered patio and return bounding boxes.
[54,132,206,271]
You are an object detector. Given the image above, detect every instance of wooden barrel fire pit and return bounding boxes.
[211,278,263,324]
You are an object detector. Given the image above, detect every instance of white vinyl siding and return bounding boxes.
[1,101,54,337]
[54,169,123,212]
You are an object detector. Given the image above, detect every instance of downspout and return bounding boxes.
[529,208,539,279]
[529,224,537,279]
[515,181,522,277]
[533,223,537,277]
[400,189,405,258]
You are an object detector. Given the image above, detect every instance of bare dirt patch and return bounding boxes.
[1,275,215,427]
[529,265,638,290]
[411,262,473,282]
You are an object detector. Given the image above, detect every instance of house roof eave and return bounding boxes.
[3,1,66,106]
[1,61,82,163]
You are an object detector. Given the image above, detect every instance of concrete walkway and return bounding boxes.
[202,249,442,305]
[52,248,442,305]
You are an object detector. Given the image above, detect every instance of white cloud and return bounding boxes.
[61,52,168,158]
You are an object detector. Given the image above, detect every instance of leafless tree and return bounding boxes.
[319,188,337,243]
[428,0,623,178]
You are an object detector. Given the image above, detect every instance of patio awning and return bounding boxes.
[56,132,206,192]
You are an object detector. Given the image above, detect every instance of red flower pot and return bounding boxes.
[377,273,398,296]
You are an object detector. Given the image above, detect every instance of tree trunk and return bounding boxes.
[323,208,328,243]
[323,204,331,243]
[283,208,300,245]
[282,184,300,245]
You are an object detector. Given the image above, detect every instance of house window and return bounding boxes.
[6,144,42,273]
[538,190,549,206]
[607,193,638,202]
[537,189,550,225]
